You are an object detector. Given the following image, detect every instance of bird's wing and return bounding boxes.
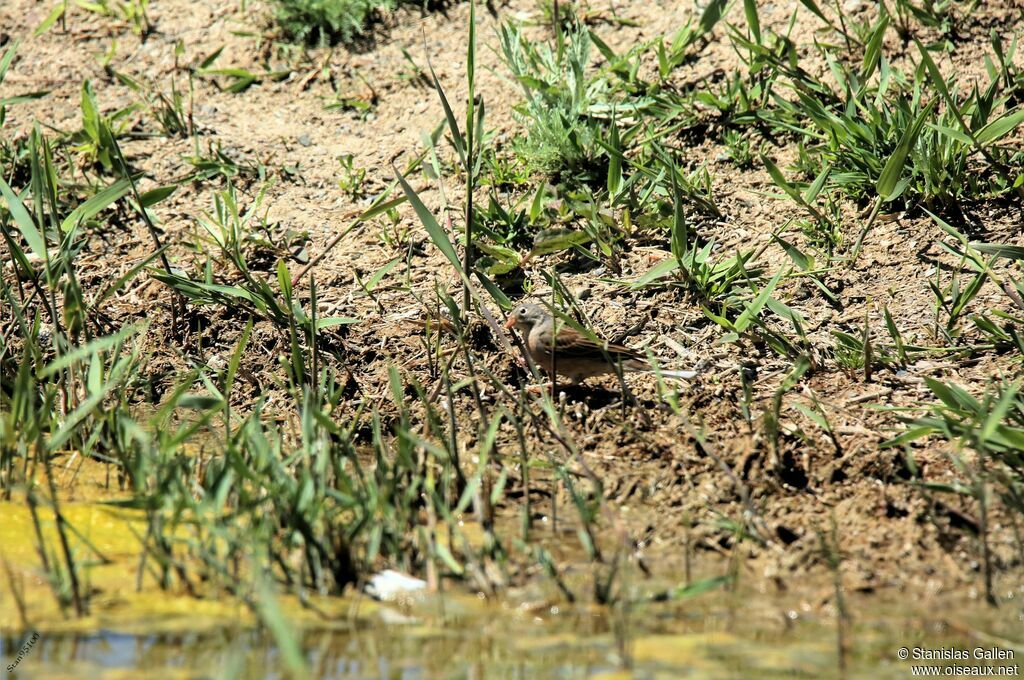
[535,325,646,363]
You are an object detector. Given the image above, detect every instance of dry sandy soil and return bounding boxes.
[2,0,1024,605]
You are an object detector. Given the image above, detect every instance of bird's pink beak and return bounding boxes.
[504,315,517,330]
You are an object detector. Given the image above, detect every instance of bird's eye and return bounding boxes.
[519,307,526,314]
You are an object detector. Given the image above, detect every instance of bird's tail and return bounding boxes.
[623,360,699,380]
[651,368,698,380]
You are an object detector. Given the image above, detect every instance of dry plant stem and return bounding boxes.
[290,218,361,286]
[613,529,635,670]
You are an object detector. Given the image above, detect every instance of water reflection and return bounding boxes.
[3,589,1021,679]
[2,625,613,679]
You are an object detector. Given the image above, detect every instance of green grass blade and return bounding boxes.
[698,0,728,36]
[60,178,131,234]
[735,268,783,333]
[876,101,934,202]
[40,324,141,378]
[981,382,1018,444]
[743,0,761,44]
[0,176,47,261]
[631,257,680,288]
[424,52,466,168]
[0,40,20,85]
[393,166,470,286]
[975,108,1024,145]
[860,11,889,80]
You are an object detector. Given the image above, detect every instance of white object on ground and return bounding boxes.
[365,570,428,601]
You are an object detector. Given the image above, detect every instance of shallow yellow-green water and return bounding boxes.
[3,578,1021,679]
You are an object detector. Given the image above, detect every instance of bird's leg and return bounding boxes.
[525,381,554,395]
[548,372,583,398]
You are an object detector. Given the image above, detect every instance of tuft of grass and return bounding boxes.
[498,21,612,181]
[73,81,137,176]
[74,0,153,38]
[271,0,395,46]
[890,377,1024,605]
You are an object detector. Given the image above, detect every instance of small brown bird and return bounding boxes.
[504,303,698,383]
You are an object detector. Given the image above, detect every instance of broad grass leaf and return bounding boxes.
[0,176,46,260]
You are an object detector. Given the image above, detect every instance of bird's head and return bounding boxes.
[504,303,548,333]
